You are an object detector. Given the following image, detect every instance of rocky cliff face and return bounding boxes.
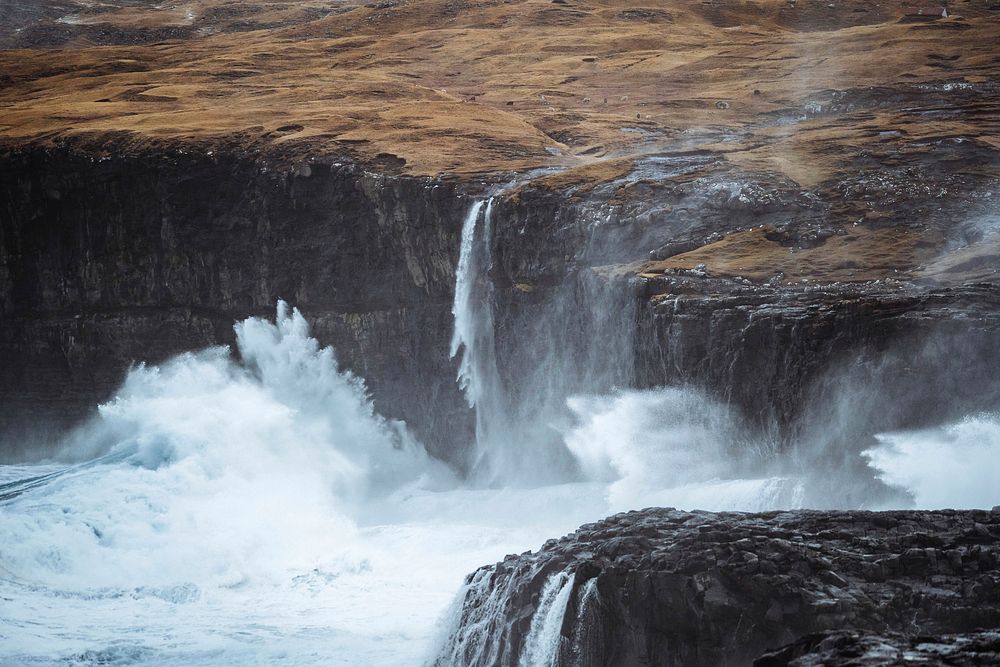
[4,138,1000,471]
[0,144,477,462]
[435,507,1000,667]
[480,146,1000,478]
[637,279,1000,432]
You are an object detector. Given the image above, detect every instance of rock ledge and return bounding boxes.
[436,508,1000,666]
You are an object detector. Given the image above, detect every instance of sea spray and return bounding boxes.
[1,302,448,591]
[866,414,1000,509]
[563,387,803,513]
[0,303,617,665]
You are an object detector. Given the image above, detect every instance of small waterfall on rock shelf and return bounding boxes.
[432,565,582,667]
[432,564,526,667]
[568,578,599,664]
[520,572,575,667]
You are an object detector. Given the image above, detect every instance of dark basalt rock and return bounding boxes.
[755,630,1000,666]
[2,133,998,474]
[636,277,1000,436]
[0,144,477,464]
[435,508,1000,667]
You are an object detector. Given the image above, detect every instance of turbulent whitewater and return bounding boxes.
[0,303,605,665]
[1,297,997,665]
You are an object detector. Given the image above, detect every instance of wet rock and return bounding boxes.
[0,145,475,465]
[636,278,1000,454]
[755,630,1000,666]
[435,509,1000,666]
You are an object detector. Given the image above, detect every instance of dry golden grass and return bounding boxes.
[2,0,998,177]
[642,225,943,283]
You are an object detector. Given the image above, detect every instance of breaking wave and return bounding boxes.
[1,302,994,665]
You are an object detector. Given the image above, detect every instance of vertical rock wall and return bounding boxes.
[0,146,474,463]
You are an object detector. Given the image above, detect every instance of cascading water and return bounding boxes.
[520,572,575,667]
[450,198,510,482]
[449,194,641,485]
[568,578,599,664]
[448,192,805,506]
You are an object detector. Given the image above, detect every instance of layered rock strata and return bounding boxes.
[0,145,475,462]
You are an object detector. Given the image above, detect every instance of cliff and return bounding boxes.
[0,146,477,461]
[3,0,1000,464]
[4,1,1000,664]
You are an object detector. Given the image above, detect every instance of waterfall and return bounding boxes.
[568,578,599,666]
[450,198,510,482]
[432,567,578,667]
[431,565,522,667]
[451,199,486,395]
[521,571,575,667]
[446,189,810,507]
[450,194,639,485]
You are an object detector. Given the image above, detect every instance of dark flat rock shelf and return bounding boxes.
[756,629,1000,666]
[436,508,1000,667]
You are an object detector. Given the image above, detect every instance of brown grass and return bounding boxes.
[1,0,998,177]
[641,225,944,284]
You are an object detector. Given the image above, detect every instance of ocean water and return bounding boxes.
[1,304,995,666]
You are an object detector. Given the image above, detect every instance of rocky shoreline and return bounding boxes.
[755,630,1000,666]
[436,507,1000,666]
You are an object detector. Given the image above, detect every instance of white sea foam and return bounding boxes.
[563,388,803,512]
[0,303,603,666]
[2,301,994,666]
